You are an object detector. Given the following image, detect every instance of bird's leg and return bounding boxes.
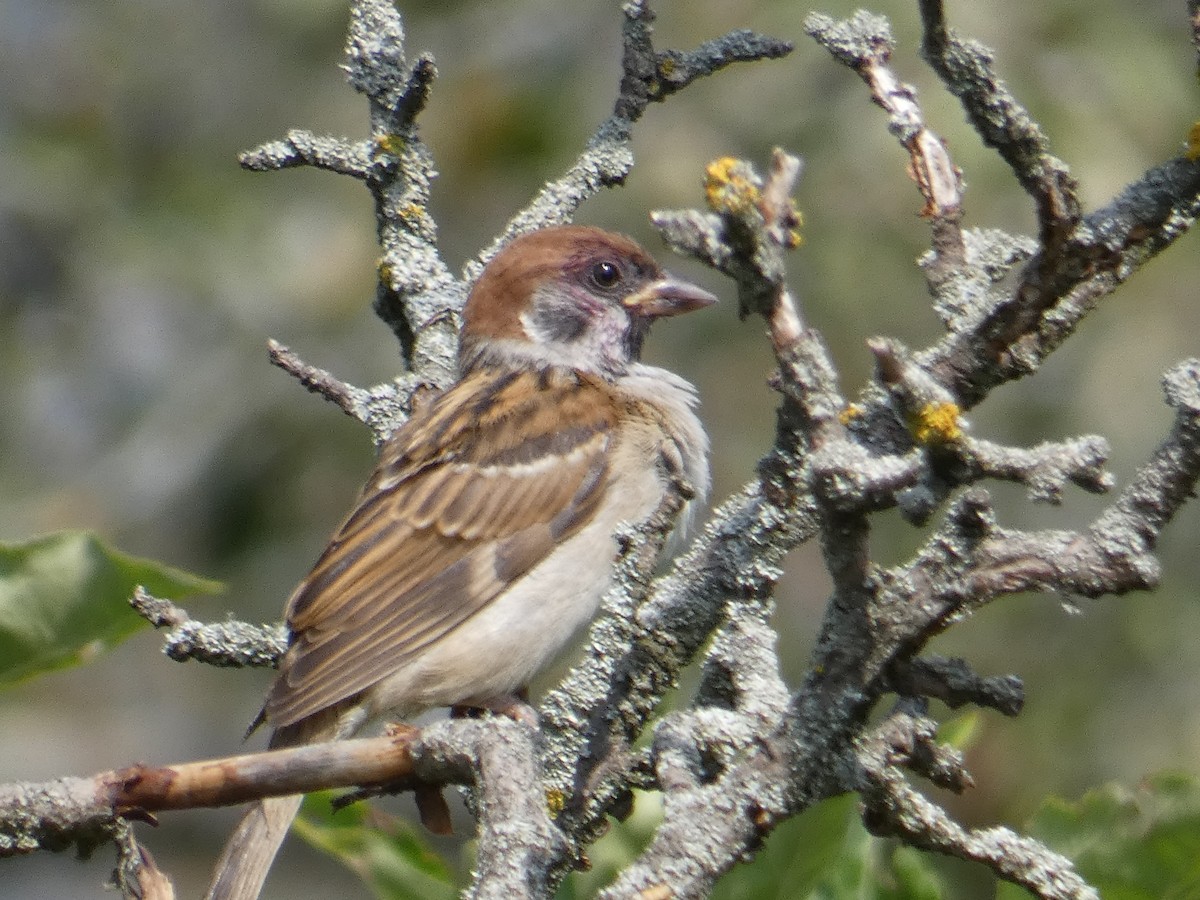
[413,784,454,836]
[450,688,539,728]
[331,722,455,835]
[389,695,539,836]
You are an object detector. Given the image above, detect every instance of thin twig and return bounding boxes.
[857,714,1097,899]
[266,339,360,418]
[804,10,965,282]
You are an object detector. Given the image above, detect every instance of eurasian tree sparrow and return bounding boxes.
[206,225,714,900]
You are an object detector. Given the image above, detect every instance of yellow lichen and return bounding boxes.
[1186,120,1200,161]
[545,788,565,819]
[838,403,864,425]
[377,258,394,287]
[375,133,405,156]
[658,57,676,77]
[704,156,761,217]
[909,401,963,445]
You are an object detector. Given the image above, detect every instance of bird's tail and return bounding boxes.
[204,712,341,900]
[203,793,305,900]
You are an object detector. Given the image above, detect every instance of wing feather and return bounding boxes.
[266,366,617,728]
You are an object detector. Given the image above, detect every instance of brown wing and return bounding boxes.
[265,366,618,728]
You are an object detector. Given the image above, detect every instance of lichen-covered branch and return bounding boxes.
[857,710,1098,899]
[867,336,1114,510]
[0,717,557,900]
[884,655,1024,717]
[614,2,792,120]
[897,0,1200,412]
[410,720,563,900]
[875,363,1200,654]
[12,2,1200,897]
[131,588,284,670]
[922,155,1200,409]
[608,3,1199,892]
[916,0,1081,253]
[1191,0,1200,79]
[804,10,965,283]
[466,0,792,280]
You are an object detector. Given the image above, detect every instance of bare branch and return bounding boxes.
[393,53,436,128]
[2,714,556,900]
[238,130,373,179]
[466,3,791,280]
[916,0,1080,252]
[613,1,792,123]
[857,712,1097,899]
[114,736,418,812]
[885,656,1024,717]
[266,339,360,417]
[131,588,284,669]
[0,733,416,855]
[804,11,965,283]
[263,340,428,444]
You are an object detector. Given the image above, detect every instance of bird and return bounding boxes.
[205,224,715,900]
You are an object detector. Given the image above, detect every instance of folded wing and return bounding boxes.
[265,367,618,728]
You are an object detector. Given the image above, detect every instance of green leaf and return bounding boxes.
[293,792,457,900]
[0,530,221,685]
[997,773,1200,900]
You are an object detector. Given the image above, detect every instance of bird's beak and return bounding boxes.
[622,276,718,319]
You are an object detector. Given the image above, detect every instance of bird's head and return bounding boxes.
[460,225,716,376]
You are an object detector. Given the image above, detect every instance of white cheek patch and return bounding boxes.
[516,288,635,376]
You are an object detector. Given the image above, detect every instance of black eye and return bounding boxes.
[590,260,622,289]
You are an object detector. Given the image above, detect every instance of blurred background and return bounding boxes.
[1,0,1197,896]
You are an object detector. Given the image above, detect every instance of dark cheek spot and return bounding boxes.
[530,299,590,343]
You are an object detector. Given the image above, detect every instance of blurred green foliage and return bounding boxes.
[999,773,1200,900]
[0,530,220,685]
[293,792,457,900]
